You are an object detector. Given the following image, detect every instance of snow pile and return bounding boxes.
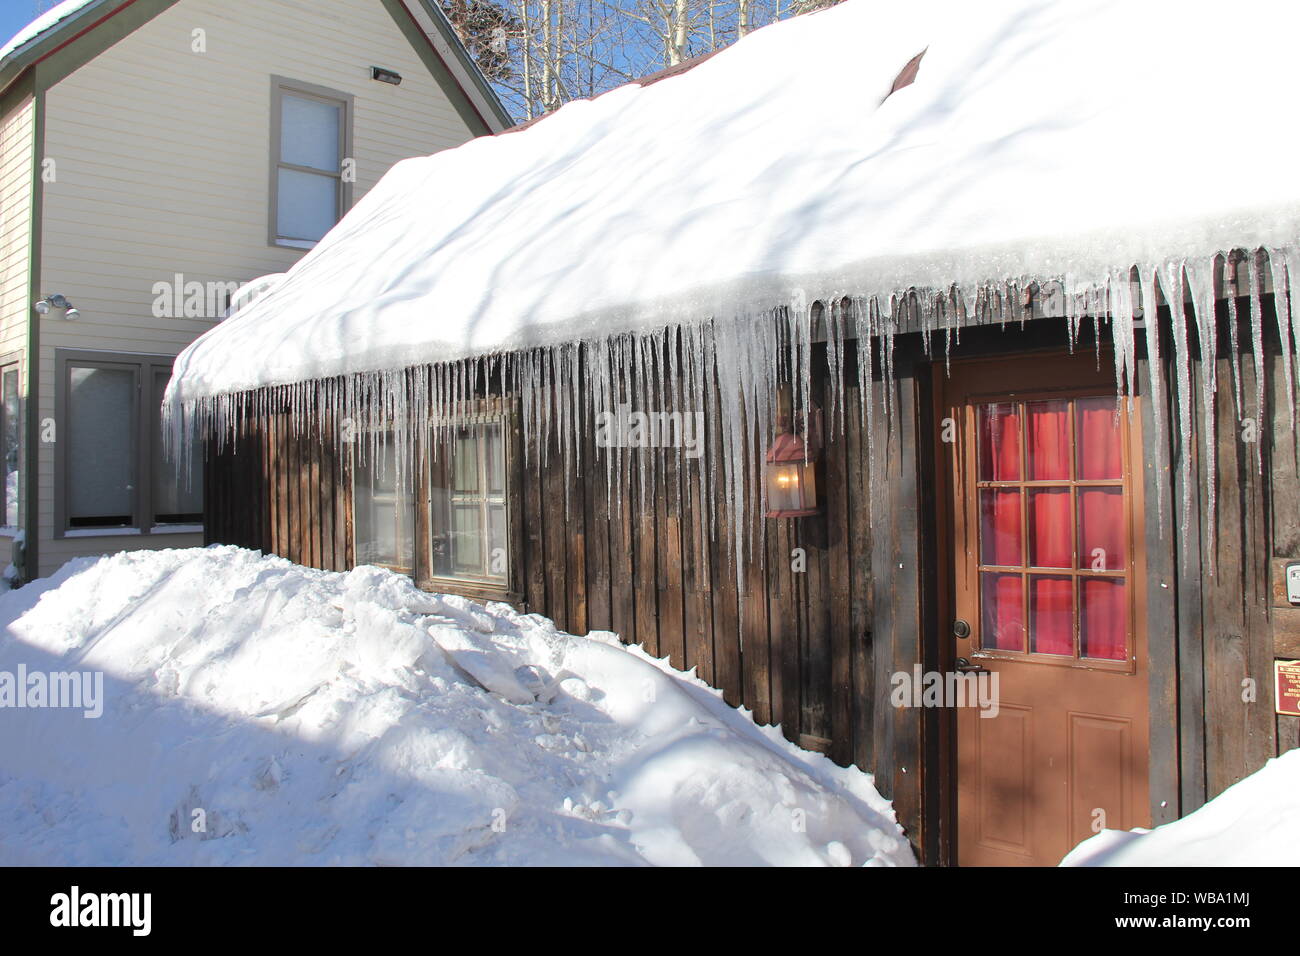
[0,546,912,866]
[1061,749,1300,866]
[0,0,100,64]
[169,0,1300,403]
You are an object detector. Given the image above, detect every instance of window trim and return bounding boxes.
[347,400,524,605]
[0,350,23,533]
[426,419,511,590]
[54,349,204,539]
[268,76,355,250]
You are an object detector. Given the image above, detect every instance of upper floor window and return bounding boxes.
[270,78,353,249]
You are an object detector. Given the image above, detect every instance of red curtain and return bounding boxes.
[978,398,1127,661]
[979,404,1019,480]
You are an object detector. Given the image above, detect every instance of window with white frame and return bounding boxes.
[351,416,513,594]
[271,78,352,249]
[58,352,202,533]
[429,422,509,584]
[352,437,417,575]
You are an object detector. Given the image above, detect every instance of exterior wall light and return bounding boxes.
[35,294,79,319]
[764,385,821,518]
[371,66,402,85]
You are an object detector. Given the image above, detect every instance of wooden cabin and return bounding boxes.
[169,0,1300,865]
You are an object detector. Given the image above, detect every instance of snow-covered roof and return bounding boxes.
[169,0,1300,404]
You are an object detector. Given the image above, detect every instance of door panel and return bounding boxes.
[943,354,1150,867]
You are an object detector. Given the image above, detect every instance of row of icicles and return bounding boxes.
[167,247,1299,586]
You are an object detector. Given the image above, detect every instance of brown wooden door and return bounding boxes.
[940,353,1150,866]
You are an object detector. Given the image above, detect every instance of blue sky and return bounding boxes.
[0,1,58,52]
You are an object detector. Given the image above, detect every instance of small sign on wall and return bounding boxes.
[1276,660,1300,717]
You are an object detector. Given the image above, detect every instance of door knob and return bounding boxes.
[956,657,991,674]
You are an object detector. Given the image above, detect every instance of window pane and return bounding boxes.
[1029,575,1073,655]
[429,422,507,584]
[1076,396,1123,479]
[1026,400,1070,480]
[451,503,482,574]
[2,367,18,527]
[1081,578,1127,660]
[979,489,1021,567]
[1078,487,1125,570]
[277,168,338,242]
[485,423,504,495]
[978,403,1019,481]
[1028,488,1071,568]
[152,373,202,523]
[980,572,1024,652]
[69,366,134,527]
[280,93,340,172]
[353,440,415,573]
[454,429,479,493]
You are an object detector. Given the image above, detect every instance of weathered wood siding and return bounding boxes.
[205,299,1299,863]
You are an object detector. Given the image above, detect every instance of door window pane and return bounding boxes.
[1028,488,1071,568]
[1,366,18,527]
[69,365,134,527]
[1081,578,1127,660]
[152,372,203,523]
[979,489,1021,566]
[981,572,1024,652]
[1079,488,1124,571]
[353,440,416,573]
[1076,397,1122,479]
[1026,400,1070,480]
[1029,575,1073,655]
[978,403,1020,480]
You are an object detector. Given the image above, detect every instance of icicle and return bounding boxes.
[1247,250,1266,474]
[1225,253,1244,423]
[1185,256,1218,569]
[1162,260,1193,543]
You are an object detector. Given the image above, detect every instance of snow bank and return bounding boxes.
[1061,749,1300,866]
[169,0,1300,402]
[0,546,912,866]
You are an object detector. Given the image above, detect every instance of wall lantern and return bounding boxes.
[34,293,79,320]
[371,66,402,85]
[764,385,820,518]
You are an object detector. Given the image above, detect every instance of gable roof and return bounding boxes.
[0,0,511,130]
[169,0,1300,405]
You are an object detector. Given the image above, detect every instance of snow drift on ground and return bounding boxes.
[1061,749,1300,866]
[170,0,1300,402]
[0,546,912,866]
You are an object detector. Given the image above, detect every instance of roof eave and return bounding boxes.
[0,0,118,99]
[407,0,514,131]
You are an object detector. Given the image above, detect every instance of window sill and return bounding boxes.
[58,525,204,539]
[416,577,520,607]
[272,238,318,251]
[0,526,18,538]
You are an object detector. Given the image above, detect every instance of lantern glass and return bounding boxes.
[765,458,817,517]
